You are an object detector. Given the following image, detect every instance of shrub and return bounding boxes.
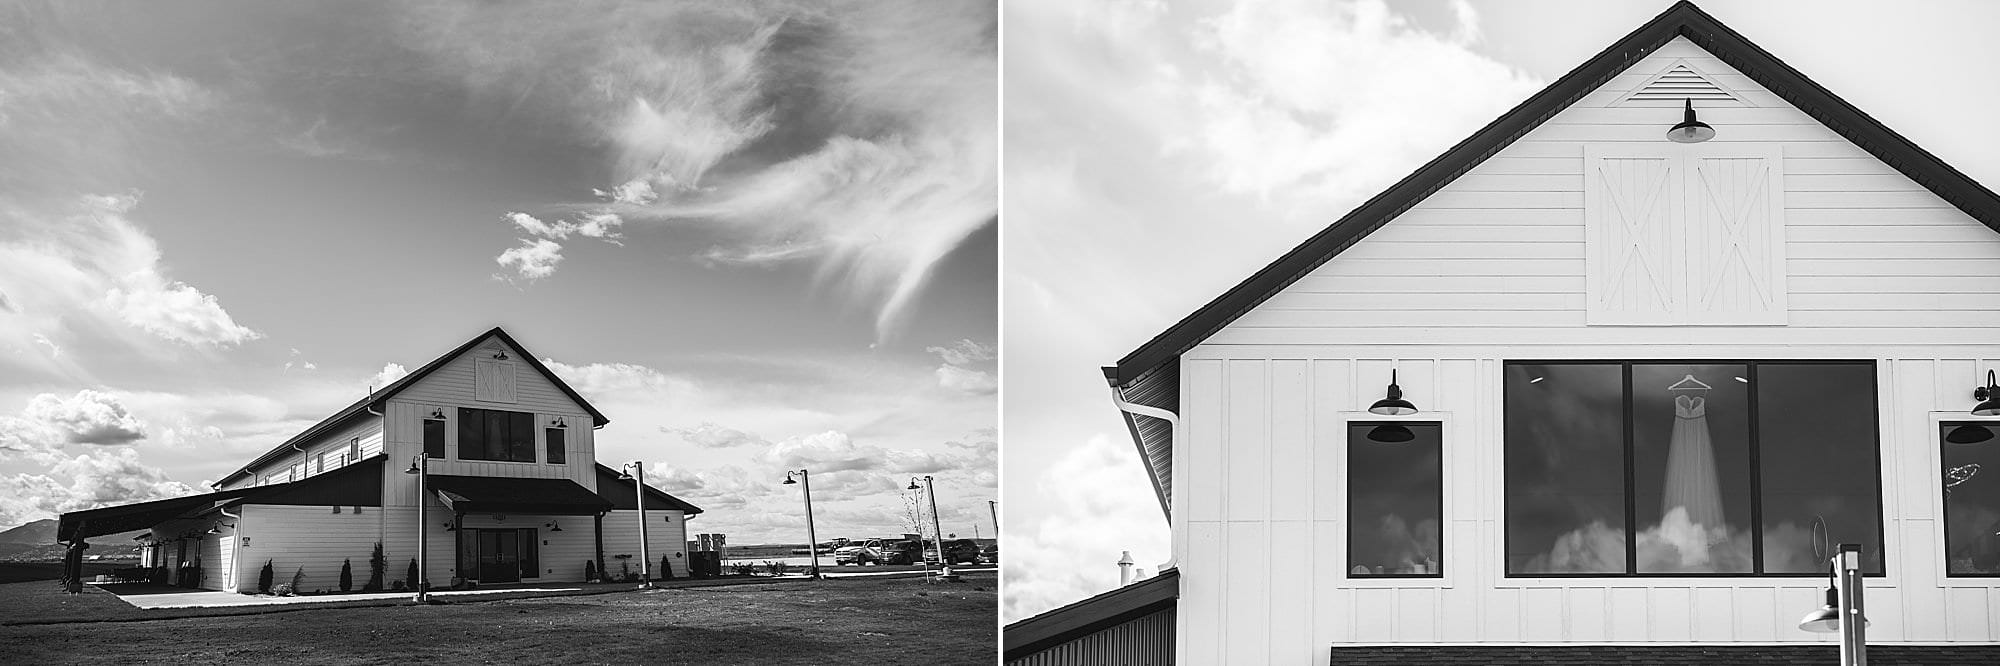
[584,560,596,582]
[339,559,353,593]
[406,559,420,592]
[258,560,274,594]
[392,580,407,592]
[365,542,386,591]
[660,555,673,580]
[764,561,789,576]
[731,562,756,576]
[291,567,306,595]
[272,583,294,597]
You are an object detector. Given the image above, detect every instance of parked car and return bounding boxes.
[941,539,982,565]
[833,539,886,565]
[980,542,998,564]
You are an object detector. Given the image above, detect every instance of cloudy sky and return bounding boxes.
[0,0,997,546]
[1002,0,2000,621]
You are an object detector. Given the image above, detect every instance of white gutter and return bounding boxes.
[1109,385,1181,574]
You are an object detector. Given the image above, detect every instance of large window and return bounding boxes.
[1349,422,1442,578]
[458,408,535,462]
[1504,361,1882,576]
[1942,422,2000,576]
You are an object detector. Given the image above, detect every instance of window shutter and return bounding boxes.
[1685,146,1787,324]
[1584,144,1787,325]
[1585,146,1681,324]
[475,356,518,403]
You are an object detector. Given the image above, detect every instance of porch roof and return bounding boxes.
[57,457,387,542]
[426,475,614,515]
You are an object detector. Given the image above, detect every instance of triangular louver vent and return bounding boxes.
[1620,60,1742,105]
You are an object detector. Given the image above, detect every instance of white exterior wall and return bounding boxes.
[602,509,690,578]
[235,504,385,593]
[380,336,596,508]
[220,417,384,491]
[452,512,599,582]
[1173,37,2000,663]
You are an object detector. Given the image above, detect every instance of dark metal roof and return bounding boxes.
[217,327,612,485]
[593,464,704,515]
[1326,645,2000,665]
[1002,568,1179,660]
[427,475,615,515]
[58,456,386,542]
[1109,0,2000,389]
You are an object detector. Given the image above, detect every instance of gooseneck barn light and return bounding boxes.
[1972,370,2000,416]
[1368,369,1419,416]
[1667,98,1716,143]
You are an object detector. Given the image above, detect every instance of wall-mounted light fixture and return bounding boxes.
[1667,98,1715,143]
[546,520,563,532]
[492,350,509,360]
[551,417,566,429]
[428,407,447,420]
[1368,369,1419,415]
[1973,370,2000,416]
[443,520,457,532]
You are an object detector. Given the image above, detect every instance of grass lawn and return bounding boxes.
[0,572,996,665]
[0,562,123,585]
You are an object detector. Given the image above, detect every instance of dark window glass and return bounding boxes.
[546,428,566,464]
[423,419,446,459]
[518,527,539,579]
[1349,422,1442,577]
[1506,363,1628,574]
[459,408,535,462]
[1504,360,1881,576]
[350,437,361,462]
[1758,364,1883,574]
[1942,422,2000,576]
[1633,364,1753,574]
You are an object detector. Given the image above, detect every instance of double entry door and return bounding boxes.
[459,528,540,583]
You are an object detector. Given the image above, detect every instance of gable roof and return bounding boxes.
[1105,0,2000,517]
[60,456,385,542]
[217,327,611,486]
[593,464,705,515]
[1110,0,2000,389]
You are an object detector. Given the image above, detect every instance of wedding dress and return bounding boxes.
[1661,394,1726,531]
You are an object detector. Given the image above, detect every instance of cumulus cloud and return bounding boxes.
[664,422,769,449]
[0,448,197,530]
[1003,434,1170,622]
[367,362,409,390]
[495,237,564,282]
[401,0,995,342]
[0,193,260,356]
[927,338,997,395]
[22,390,148,446]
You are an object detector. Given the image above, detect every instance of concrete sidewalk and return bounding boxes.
[89,582,591,609]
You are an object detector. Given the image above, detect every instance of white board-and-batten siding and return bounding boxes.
[600,510,691,578]
[1172,37,2000,663]
[232,504,382,593]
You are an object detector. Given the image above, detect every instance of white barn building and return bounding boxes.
[1009,2,2000,664]
[58,327,701,593]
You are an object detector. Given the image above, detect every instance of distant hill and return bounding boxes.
[0,519,55,545]
[0,519,147,562]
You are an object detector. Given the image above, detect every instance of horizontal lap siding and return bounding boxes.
[240,504,384,593]
[600,510,689,578]
[234,418,384,489]
[1181,37,2000,661]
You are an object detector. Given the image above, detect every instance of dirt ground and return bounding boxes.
[0,572,997,665]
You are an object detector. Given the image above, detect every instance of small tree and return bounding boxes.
[584,559,596,582]
[407,558,420,592]
[292,567,306,595]
[339,559,353,593]
[659,554,673,580]
[365,542,386,591]
[257,560,274,594]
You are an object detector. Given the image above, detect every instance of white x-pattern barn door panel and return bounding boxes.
[1585,144,1787,325]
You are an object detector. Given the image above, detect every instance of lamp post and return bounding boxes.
[782,470,823,579]
[1798,543,1868,666]
[908,475,954,579]
[401,455,430,603]
[988,500,998,541]
[617,462,652,588]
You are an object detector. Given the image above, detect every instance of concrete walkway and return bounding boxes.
[89,582,589,609]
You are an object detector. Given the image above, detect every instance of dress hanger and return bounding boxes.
[1667,374,1712,391]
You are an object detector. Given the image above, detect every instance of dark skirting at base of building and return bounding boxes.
[1330,644,2000,665]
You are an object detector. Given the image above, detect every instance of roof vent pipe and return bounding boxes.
[1118,550,1136,586]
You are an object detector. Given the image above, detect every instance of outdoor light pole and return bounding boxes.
[620,462,653,589]
[910,475,952,578]
[783,469,823,579]
[402,454,430,603]
[1797,543,1868,666]
[988,499,997,540]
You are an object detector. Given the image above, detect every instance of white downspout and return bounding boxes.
[220,506,241,592]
